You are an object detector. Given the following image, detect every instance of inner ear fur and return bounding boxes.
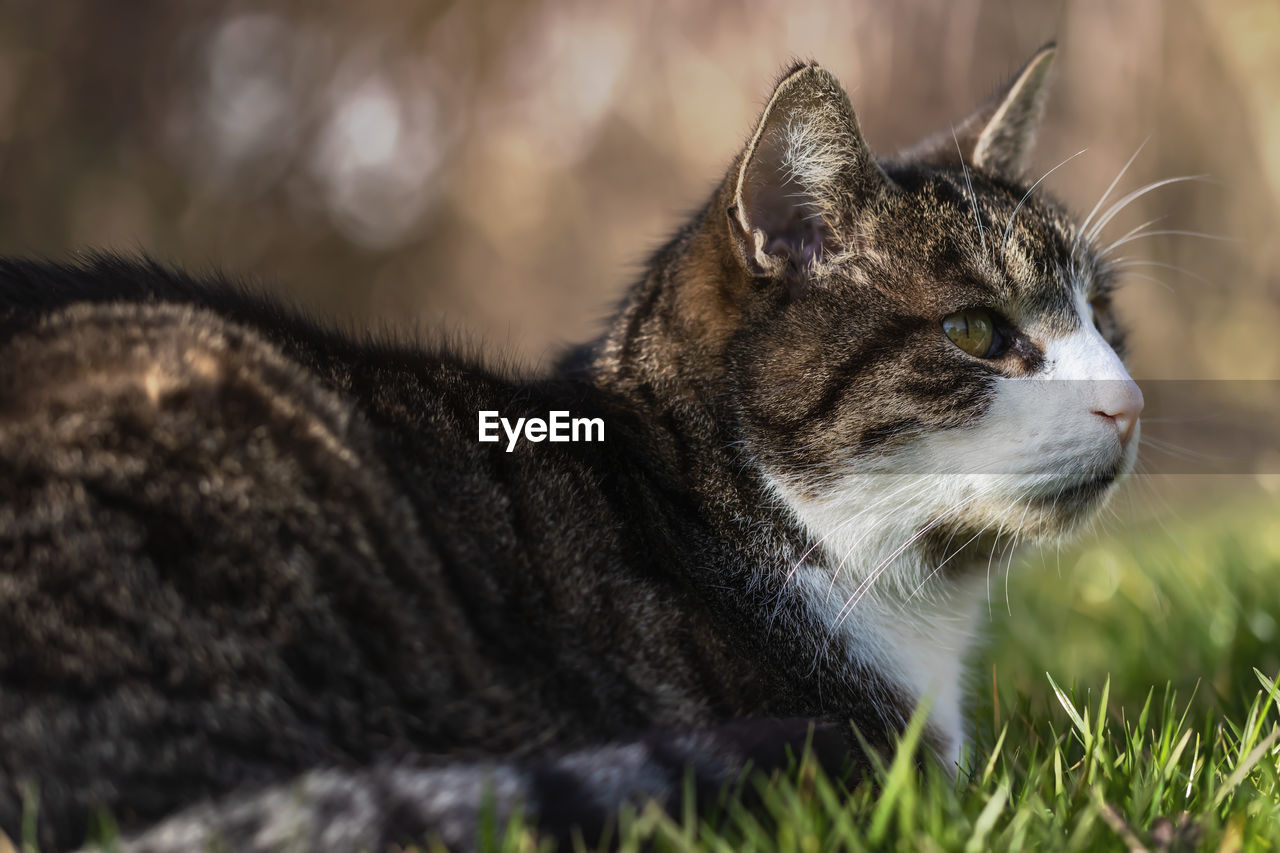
[728,62,887,294]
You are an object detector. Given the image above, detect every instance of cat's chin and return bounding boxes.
[1017,463,1130,538]
[1035,470,1115,507]
[930,463,1130,552]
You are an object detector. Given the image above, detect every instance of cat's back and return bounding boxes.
[0,261,430,575]
[0,253,535,491]
[0,258,523,842]
[0,257,728,847]
[0,255,597,721]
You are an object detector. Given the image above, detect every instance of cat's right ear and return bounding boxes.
[899,44,1056,180]
[728,63,888,296]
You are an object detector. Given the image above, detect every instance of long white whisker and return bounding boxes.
[817,479,927,598]
[823,454,1013,592]
[902,524,992,606]
[832,520,941,627]
[1002,498,1034,616]
[954,128,987,257]
[1115,271,1176,294]
[783,477,911,583]
[831,492,984,629]
[780,474,927,595]
[1101,228,1235,258]
[1086,175,1210,244]
[985,516,1008,620]
[1100,216,1165,257]
[1077,137,1148,242]
[1075,136,1146,242]
[1003,148,1088,259]
[1112,259,1213,288]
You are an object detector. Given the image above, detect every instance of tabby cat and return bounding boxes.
[0,44,1143,851]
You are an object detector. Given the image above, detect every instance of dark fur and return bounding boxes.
[0,48,1118,850]
[0,256,893,849]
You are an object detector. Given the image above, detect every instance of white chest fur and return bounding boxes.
[768,470,995,771]
[791,559,985,770]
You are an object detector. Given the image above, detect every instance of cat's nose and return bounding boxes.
[1091,379,1144,445]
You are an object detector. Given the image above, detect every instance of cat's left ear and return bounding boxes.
[906,43,1057,180]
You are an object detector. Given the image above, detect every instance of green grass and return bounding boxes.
[493,495,1280,852]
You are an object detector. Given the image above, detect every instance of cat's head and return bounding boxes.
[690,47,1142,561]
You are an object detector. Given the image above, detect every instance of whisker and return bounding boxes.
[832,519,940,627]
[819,472,1018,599]
[1099,216,1165,256]
[1085,175,1210,244]
[784,476,920,588]
[808,479,921,591]
[1101,228,1235,258]
[1115,271,1176,294]
[824,486,928,598]
[1003,148,1088,260]
[985,518,1005,620]
[831,492,984,629]
[1112,259,1212,288]
[1077,137,1148,243]
[1003,498,1034,616]
[953,128,987,257]
[1139,435,1223,463]
[902,524,992,606]
[1139,417,1216,425]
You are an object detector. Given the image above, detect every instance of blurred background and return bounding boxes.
[0,0,1277,726]
[0,0,1276,490]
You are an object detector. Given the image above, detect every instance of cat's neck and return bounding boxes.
[575,186,991,766]
[584,178,759,398]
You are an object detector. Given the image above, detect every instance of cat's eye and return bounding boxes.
[942,309,1000,358]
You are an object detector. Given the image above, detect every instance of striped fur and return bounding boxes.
[0,45,1142,850]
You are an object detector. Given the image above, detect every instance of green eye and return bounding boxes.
[942,309,999,358]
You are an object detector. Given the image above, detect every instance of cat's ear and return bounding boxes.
[907,43,1057,180]
[728,63,887,292]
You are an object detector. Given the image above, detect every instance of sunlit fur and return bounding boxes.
[724,61,1143,763]
[0,47,1150,849]
[594,49,1143,765]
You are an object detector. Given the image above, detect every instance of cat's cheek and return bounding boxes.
[890,371,1134,539]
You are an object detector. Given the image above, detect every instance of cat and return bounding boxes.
[0,43,1143,851]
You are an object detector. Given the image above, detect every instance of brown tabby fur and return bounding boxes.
[0,45,1132,851]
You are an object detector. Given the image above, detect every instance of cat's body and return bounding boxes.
[0,257,893,849]
[0,48,1143,850]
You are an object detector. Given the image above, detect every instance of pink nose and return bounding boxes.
[1092,380,1144,445]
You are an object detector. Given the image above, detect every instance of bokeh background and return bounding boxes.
[2,3,1277,805]
[0,0,1276,500]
